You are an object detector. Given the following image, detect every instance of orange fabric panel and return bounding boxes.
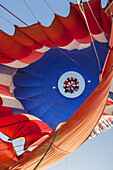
[20,23,54,48]
[0,139,18,168]
[41,16,73,47]
[10,66,113,170]
[13,26,43,50]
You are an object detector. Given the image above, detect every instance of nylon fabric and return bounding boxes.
[10,63,113,170]
[13,41,109,130]
[0,0,111,67]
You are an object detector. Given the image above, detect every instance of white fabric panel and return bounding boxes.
[35,46,50,53]
[0,73,12,86]
[9,82,16,94]
[89,126,100,139]
[24,114,41,121]
[60,39,80,50]
[0,132,9,141]
[4,60,29,68]
[109,78,113,92]
[104,105,113,115]
[89,114,113,139]
[12,138,25,155]
[100,117,110,131]
[1,94,24,109]
[76,43,91,50]
[92,32,108,42]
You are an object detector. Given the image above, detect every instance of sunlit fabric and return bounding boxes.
[0,0,111,68]
[0,0,113,169]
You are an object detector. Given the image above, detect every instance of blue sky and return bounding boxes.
[47,128,113,170]
[0,0,112,170]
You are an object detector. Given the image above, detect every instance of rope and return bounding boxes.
[33,122,64,170]
[0,4,27,26]
[22,0,38,22]
[43,0,55,14]
[78,1,102,74]
[107,0,113,21]
[0,15,14,26]
[86,0,109,37]
[0,4,98,80]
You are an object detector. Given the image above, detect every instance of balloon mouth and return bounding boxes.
[58,71,85,98]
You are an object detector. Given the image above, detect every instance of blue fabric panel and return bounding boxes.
[13,41,109,130]
[109,92,113,100]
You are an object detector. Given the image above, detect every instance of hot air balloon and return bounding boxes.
[0,0,113,169]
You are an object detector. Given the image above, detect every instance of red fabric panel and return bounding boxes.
[28,135,49,148]
[74,0,111,38]
[24,132,49,149]
[0,0,112,65]
[33,120,52,133]
[0,96,13,117]
[0,97,3,106]
[41,16,73,46]
[20,23,55,48]
[0,32,32,60]
[18,50,44,64]
[0,106,13,117]
[81,0,102,34]
[58,4,92,43]
[13,26,43,50]
[0,114,52,148]
[0,52,15,63]
[0,85,13,96]
[100,8,112,37]
[0,30,44,64]
[19,18,73,47]
[0,114,30,139]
